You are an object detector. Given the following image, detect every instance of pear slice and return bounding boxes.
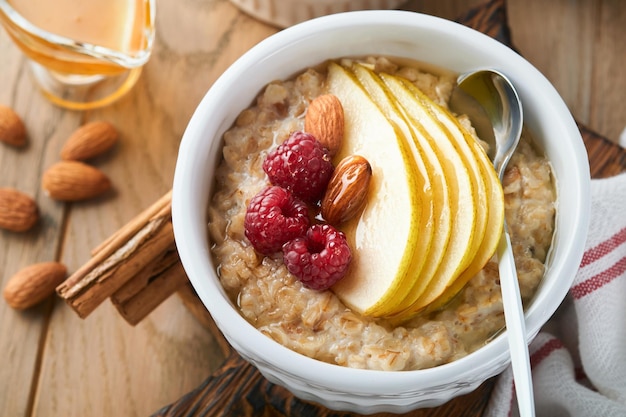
[398,78,503,313]
[381,73,480,316]
[397,78,491,312]
[347,63,448,315]
[423,106,505,311]
[326,62,424,316]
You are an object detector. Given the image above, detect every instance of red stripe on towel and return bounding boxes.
[580,227,626,267]
[530,338,564,368]
[571,255,626,299]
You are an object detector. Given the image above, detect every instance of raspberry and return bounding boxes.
[282,224,352,291]
[244,186,310,255]
[263,131,334,203]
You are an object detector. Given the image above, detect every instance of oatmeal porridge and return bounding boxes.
[207,56,556,371]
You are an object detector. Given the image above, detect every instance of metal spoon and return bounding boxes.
[450,70,535,417]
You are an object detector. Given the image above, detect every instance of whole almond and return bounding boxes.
[0,187,39,232]
[60,121,119,161]
[3,262,67,310]
[0,105,26,147]
[321,155,372,225]
[305,94,344,157]
[42,160,112,201]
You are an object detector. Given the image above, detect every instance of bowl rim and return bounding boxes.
[172,9,590,394]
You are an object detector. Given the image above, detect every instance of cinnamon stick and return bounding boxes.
[58,188,213,326]
[112,256,188,325]
[57,197,175,318]
[111,244,179,304]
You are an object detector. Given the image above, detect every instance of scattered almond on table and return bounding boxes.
[60,120,119,161]
[0,187,39,232]
[42,160,112,201]
[0,104,27,147]
[3,262,67,310]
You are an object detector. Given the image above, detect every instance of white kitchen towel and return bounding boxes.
[485,171,626,417]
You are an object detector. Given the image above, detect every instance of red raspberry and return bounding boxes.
[263,131,334,204]
[244,186,310,255]
[282,224,352,291]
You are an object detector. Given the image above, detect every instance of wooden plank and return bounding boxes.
[589,1,626,142]
[0,25,79,417]
[507,0,626,143]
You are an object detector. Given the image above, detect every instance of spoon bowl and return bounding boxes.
[451,69,523,179]
[451,69,535,417]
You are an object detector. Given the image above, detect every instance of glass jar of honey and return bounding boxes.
[0,0,155,110]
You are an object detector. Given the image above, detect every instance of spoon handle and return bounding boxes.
[498,228,536,417]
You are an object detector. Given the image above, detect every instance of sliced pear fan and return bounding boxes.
[327,61,505,321]
[392,77,504,316]
[381,74,482,313]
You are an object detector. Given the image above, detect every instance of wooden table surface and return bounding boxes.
[1,0,624,416]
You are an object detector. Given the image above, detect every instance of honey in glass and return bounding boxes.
[0,0,155,110]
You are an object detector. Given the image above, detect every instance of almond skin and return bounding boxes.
[321,155,372,225]
[42,160,112,201]
[3,262,67,310]
[60,121,119,161]
[0,105,26,147]
[0,187,39,232]
[305,94,344,157]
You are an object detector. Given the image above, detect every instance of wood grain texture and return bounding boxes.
[0,0,624,416]
[506,0,626,143]
[0,17,78,417]
[580,123,626,179]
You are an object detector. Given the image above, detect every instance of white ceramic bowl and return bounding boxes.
[172,11,590,414]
